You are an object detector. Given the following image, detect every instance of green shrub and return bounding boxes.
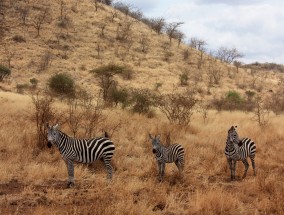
[30,78,39,88]
[129,89,156,114]
[224,90,244,110]
[179,71,189,86]
[0,64,11,81]
[48,73,75,96]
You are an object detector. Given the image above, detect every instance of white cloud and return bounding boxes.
[117,0,284,64]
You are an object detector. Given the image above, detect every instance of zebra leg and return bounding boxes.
[232,160,237,180]
[102,156,113,181]
[227,158,234,180]
[156,162,163,181]
[250,156,256,176]
[160,162,165,182]
[175,160,184,176]
[241,159,249,179]
[64,159,75,188]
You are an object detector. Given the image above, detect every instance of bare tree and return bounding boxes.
[139,35,149,53]
[252,96,269,126]
[3,46,15,68]
[190,37,207,51]
[148,17,166,34]
[31,6,51,37]
[165,22,184,46]
[16,1,30,25]
[215,47,244,63]
[174,30,185,48]
[30,92,56,148]
[207,60,224,85]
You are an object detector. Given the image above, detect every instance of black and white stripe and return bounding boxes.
[47,124,115,187]
[225,125,256,180]
[149,134,185,181]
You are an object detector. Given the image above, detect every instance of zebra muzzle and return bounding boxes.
[47,141,52,148]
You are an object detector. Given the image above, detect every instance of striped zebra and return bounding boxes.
[149,134,185,181]
[47,124,115,188]
[225,125,256,180]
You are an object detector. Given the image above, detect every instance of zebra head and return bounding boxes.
[227,125,239,144]
[149,134,161,154]
[47,124,60,148]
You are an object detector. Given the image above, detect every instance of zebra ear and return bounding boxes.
[156,135,161,140]
[149,134,153,139]
[54,124,59,129]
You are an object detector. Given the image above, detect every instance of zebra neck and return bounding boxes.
[55,131,72,149]
[227,139,239,151]
[155,144,166,157]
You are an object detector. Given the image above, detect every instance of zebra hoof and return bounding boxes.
[67,182,75,188]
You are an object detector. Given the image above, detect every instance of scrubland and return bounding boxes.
[1,0,284,214]
[0,92,284,215]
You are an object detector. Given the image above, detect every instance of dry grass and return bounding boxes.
[0,1,284,214]
[0,92,284,214]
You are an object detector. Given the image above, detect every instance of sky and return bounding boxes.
[116,0,284,64]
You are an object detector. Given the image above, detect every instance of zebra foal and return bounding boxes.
[149,134,185,182]
[47,124,115,187]
[225,125,256,180]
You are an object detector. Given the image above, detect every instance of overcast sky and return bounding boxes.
[116,0,284,64]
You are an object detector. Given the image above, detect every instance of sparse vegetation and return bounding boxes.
[0,1,284,214]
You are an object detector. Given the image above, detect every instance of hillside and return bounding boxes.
[1,1,284,214]
[0,0,283,102]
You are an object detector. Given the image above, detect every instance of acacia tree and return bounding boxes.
[215,47,244,63]
[233,61,242,73]
[165,22,184,46]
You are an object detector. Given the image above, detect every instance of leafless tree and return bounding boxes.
[38,50,53,73]
[207,61,224,85]
[190,37,207,51]
[3,46,14,68]
[252,96,269,126]
[139,35,149,53]
[148,17,166,34]
[110,10,117,22]
[16,1,30,25]
[99,22,106,36]
[174,30,185,48]
[30,92,56,148]
[165,22,184,46]
[215,47,244,63]
[31,6,51,37]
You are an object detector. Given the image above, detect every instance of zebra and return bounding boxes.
[225,125,256,180]
[149,134,185,181]
[47,124,115,188]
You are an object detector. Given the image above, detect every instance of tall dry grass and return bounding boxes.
[0,92,284,214]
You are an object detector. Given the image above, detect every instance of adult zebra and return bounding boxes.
[149,134,185,181]
[225,125,256,180]
[47,124,115,187]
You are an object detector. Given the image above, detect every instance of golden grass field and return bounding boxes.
[0,92,284,215]
[1,0,284,214]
